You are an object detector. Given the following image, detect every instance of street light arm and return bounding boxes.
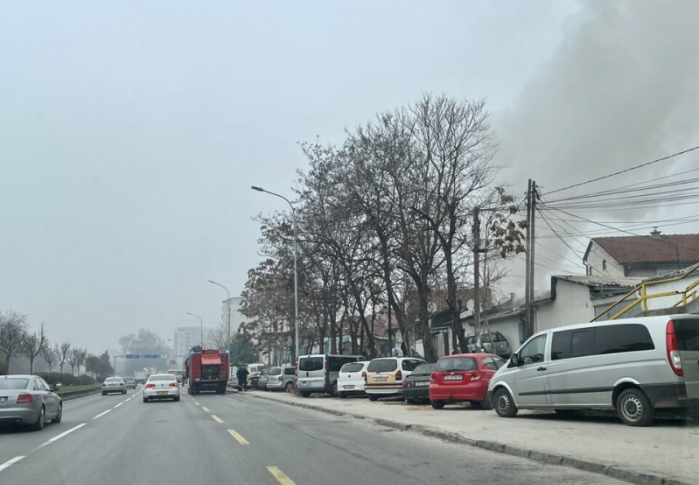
[250,186,294,212]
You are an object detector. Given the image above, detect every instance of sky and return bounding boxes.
[2,1,697,354]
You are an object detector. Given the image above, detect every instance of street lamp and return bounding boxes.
[251,185,299,362]
[187,312,203,347]
[209,280,231,358]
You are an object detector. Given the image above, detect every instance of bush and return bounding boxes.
[38,373,95,386]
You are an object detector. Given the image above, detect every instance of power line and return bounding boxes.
[543,144,699,196]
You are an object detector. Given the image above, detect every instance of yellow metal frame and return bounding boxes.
[590,263,699,322]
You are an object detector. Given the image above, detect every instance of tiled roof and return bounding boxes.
[590,234,699,265]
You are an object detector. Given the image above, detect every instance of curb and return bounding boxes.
[248,393,692,485]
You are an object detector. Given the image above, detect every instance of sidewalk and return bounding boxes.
[244,390,697,485]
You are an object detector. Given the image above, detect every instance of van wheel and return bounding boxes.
[300,391,310,398]
[617,388,654,427]
[368,395,379,402]
[431,400,445,410]
[493,388,518,417]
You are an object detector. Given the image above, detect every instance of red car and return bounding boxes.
[429,353,506,409]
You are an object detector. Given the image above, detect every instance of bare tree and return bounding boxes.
[68,347,81,375]
[0,311,28,374]
[76,348,87,375]
[42,345,56,373]
[208,324,227,350]
[21,323,47,374]
[58,342,71,374]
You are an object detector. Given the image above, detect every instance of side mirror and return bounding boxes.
[508,354,519,368]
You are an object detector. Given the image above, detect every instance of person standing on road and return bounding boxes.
[236,366,249,391]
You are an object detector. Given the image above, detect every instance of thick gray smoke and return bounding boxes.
[493,0,699,291]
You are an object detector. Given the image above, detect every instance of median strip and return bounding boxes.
[211,415,224,424]
[227,429,249,445]
[267,466,298,485]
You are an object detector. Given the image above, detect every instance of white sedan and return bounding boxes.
[142,374,180,402]
[336,361,370,398]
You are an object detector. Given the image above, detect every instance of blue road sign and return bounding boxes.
[144,354,159,359]
[125,354,139,359]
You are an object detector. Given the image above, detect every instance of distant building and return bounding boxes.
[219,296,247,336]
[584,230,699,277]
[173,326,214,367]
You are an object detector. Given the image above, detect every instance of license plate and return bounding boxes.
[415,382,429,386]
[0,397,6,403]
[343,385,355,390]
[443,375,463,381]
[157,391,168,395]
[373,376,388,381]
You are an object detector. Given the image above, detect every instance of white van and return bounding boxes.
[487,314,699,426]
[296,354,364,397]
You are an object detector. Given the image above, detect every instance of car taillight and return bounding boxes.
[145,383,156,388]
[324,361,328,376]
[402,381,409,388]
[16,393,33,404]
[430,372,436,382]
[170,382,179,387]
[362,371,367,383]
[666,320,683,376]
[470,373,481,381]
[395,370,402,381]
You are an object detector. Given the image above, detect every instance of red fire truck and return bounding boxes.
[184,348,229,395]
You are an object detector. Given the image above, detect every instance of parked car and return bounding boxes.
[364,357,426,401]
[430,354,504,409]
[296,354,364,397]
[488,314,699,426]
[102,376,127,395]
[465,331,512,358]
[257,367,272,391]
[337,361,370,398]
[125,378,137,389]
[143,374,180,402]
[401,363,436,404]
[266,366,296,392]
[0,374,62,430]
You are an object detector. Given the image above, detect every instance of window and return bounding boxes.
[329,356,359,372]
[0,378,29,390]
[269,367,282,376]
[401,359,424,371]
[551,329,593,360]
[674,318,699,351]
[283,367,296,375]
[149,375,176,381]
[602,259,607,271]
[340,362,365,373]
[482,356,506,370]
[594,324,654,354]
[367,359,398,372]
[412,363,436,375]
[519,334,547,365]
[298,357,323,372]
[436,357,477,371]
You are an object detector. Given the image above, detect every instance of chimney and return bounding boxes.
[650,227,662,240]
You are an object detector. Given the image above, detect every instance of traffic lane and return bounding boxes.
[0,388,140,464]
[0,391,277,485]
[195,392,629,485]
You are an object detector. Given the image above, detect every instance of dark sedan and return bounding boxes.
[400,363,436,404]
[0,375,62,430]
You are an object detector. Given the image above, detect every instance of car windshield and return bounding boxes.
[435,358,478,372]
[367,360,397,372]
[0,378,29,390]
[148,375,175,381]
[105,378,122,383]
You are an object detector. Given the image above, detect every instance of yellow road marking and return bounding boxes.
[211,415,224,424]
[202,406,210,412]
[227,429,249,445]
[267,466,298,485]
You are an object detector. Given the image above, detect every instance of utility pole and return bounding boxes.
[524,180,537,339]
[473,206,481,345]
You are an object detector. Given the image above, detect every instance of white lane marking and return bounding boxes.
[194,401,200,406]
[0,456,25,472]
[202,406,210,412]
[47,423,87,443]
[94,409,111,419]
[114,402,123,409]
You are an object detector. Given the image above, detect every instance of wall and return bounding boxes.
[221,296,247,336]
[535,280,596,331]
[585,242,625,277]
[642,273,699,311]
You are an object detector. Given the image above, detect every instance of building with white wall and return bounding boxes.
[172,326,214,367]
[219,296,247,337]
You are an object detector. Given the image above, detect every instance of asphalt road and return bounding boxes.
[0,387,630,485]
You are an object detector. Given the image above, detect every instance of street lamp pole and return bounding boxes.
[251,185,299,363]
[187,312,204,347]
[209,280,231,358]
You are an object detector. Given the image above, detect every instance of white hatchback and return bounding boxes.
[337,361,370,398]
[143,374,180,402]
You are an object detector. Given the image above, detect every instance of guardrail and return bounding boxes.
[57,388,101,400]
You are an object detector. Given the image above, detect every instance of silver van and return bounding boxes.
[487,314,699,426]
[296,354,364,397]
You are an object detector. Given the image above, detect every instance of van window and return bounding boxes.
[594,324,654,355]
[519,334,547,365]
[367,359,398,372]
[298,357,323,372]
[674,318,699,351]
[552,329,593,360]
[328,356,359,372]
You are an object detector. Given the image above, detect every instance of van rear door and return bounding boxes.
[673,317,699,398]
